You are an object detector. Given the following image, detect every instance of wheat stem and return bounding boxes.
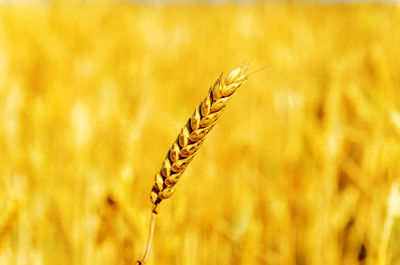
[137,212,156,265]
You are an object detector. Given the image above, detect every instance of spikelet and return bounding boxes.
[149,65,249,214]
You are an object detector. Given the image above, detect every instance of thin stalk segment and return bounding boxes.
[137,212,156,265]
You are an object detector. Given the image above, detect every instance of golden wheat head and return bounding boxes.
[149,65,249,214]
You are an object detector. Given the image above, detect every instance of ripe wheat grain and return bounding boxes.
[149,65,249,214]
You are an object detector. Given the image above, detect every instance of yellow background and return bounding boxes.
[0,2,400,265]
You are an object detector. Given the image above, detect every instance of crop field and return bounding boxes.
[0,1,400,265]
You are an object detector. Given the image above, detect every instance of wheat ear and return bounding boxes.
[137,65,249,264]
[150,65,248,214]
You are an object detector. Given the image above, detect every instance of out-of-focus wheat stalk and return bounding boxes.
[0,199,19,248]
[137,65,249,264]
[378,180,400,265]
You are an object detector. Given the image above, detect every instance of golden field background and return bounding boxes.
[1,1,400,265]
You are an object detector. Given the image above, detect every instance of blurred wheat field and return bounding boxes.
[1,1,400,265]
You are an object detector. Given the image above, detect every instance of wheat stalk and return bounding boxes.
[137,65,249,264]
[0,199,19,248]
